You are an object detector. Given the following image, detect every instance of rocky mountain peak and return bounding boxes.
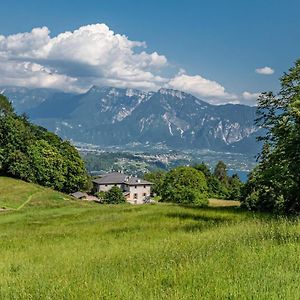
[1,85,260,154]
[158,88,188,100]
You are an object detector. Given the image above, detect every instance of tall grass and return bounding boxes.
[0,177,299,299]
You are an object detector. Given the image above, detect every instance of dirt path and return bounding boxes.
[0,192,37,212]
[16,193,35,210]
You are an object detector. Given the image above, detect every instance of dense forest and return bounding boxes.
[0,95,89,193]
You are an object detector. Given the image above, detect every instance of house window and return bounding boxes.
[143,193,146,197]
[135,185,137,189]
[114,184,117,186]
[143,185,146,188]
[134,193,138,199]
[105,184,108,187]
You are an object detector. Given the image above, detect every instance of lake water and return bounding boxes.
[227,169,250,183]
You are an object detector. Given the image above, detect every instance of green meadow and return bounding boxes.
[0,177,299,299]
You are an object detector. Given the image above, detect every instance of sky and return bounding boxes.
[0,0,299,105]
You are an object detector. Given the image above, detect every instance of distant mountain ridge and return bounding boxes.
[1,85,261,154]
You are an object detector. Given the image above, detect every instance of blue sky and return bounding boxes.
[0,0,299,105]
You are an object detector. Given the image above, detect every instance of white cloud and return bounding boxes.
[255,66,274,75]
[167,72,238,104]
[0,24,168,91]
[0,60,82,93]
[0,24,255,106]
[242,91,261,105]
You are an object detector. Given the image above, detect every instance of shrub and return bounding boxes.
[161,166,208,206]
[103,187,126,204]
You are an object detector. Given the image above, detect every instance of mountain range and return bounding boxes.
[1,86,261,154]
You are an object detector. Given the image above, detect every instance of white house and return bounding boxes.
[92,172,153,204]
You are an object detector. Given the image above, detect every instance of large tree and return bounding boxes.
[241,60,300,214]
[214,161,228,184]
[143,170,166,196]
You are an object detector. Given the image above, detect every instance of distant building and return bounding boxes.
[70,191,88,200]
[92,172,153,204]
[70,191,99,201]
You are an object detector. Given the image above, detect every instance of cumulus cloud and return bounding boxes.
[255,66,274,75]
[0,24,168,91]
[167,72,238,104]
[242,91,261,106]
[0,24,253,105]
[0,60,82,93]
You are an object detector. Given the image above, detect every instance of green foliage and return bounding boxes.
[0,94,14,115]
[0,95,89,193]
[60,141,91,192]
[228,174,243,200]
[194,162,243,200]
[143,170,166,196]
[103,186,126,204]
[28,140,67,190]
[148,162,243,202]
[214,160,228,184]
[241,60,300,214]
[194,162,211,178]
[161,166,208,206]
[95,191,106,200]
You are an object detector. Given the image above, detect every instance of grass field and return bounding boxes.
[0,177,299,299]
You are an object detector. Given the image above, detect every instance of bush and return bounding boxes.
[161,166,208,206]
[95,191,106,201]
[103,187,126,204]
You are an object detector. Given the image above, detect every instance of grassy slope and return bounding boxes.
[0,177,299,299]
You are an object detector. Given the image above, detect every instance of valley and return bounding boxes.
[78,143,255,180]
[1,85,261,155]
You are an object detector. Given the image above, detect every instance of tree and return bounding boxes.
[104,186,126,204]
[143,170,166,196]
[227,174,243,200]
[213,161,228,184]
[59,141,90,193]
[28,140,67,191]
[161,166,208,206]
[241,60,300,214]
[194,162,212,178]
[194,162,232,199]
[0,94,14,115]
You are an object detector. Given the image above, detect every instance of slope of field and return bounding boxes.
[0,177,299,299]
[0,177,90,210]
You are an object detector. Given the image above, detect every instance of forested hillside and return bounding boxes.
[0,95,89,193]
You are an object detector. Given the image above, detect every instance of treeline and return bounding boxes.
[144,161,243,206]
[240,60,300,214]
[0,95,89,193]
